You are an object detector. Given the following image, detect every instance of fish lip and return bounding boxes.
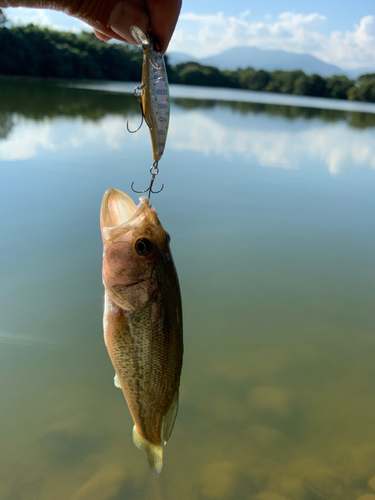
[101,188,137,229]
[101,190,153,242]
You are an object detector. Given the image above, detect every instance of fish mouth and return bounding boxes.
[100,189,151,242]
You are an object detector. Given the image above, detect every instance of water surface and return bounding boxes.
[1,78,375,500]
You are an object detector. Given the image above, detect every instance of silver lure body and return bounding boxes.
[131,26,170,163]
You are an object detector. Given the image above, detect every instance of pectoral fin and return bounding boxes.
[114,373,121,389]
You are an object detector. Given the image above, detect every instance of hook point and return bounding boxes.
[131,181,164,199]
[127,114,143,133]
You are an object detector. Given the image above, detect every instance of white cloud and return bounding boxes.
[327,16,375,68]
[173,11,326,57]
[240,10,251,20]
[171,11,375,70]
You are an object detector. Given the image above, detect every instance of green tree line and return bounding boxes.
[168,63,375,103]
[0,16,142,80]
[0,11,374,103]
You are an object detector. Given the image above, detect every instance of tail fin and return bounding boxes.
[132,426,163,475]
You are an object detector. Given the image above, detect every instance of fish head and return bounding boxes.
[100,189,172,311]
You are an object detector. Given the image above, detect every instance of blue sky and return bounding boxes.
[3,0,375,70]
[185,0,373,31]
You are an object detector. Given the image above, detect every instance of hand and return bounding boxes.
[0,0,182,53]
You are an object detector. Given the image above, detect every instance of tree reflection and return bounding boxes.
[0,77,375,143]
[172,97,375,128]
[0,112,13,139]
[0,77,139,126]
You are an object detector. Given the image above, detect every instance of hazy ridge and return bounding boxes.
[167,46,374,79]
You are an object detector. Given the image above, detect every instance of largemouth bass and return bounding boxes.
[100,189,183,475]
[130,26,170,163]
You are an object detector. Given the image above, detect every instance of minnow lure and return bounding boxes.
[128,26,170,197]
[129,26,170,163]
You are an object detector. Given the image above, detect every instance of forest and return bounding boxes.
[0,11,374,103]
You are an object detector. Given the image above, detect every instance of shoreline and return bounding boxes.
[2,75,375,115]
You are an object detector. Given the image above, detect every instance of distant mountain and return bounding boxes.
[167,46,344,77]
[345,67,375,79]
[202,47,343,76]
[166,52,199,65]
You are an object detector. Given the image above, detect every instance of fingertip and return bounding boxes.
[109,1,150,45]
[93,28,113,42]
[147,0,182,53]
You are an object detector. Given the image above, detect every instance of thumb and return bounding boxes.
[107,1,150,44]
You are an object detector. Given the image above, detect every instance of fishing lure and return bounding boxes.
[128,26,170,197]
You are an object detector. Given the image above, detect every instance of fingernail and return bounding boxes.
[129,25,148,46]
[109,1,148,43]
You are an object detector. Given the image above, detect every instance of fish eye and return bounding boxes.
[134,238,153,257]
[165,232,171,243]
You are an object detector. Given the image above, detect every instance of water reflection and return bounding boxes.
[170,109,375,174]
[173,98,375,129]
[1,78,375,500]
[1,79,375,176]
[0,115,133,160]
[0,113,13,139]
[0,78,139,122]
[2,78,375,128]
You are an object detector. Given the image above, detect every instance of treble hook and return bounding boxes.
[127,84,146,133]
[131,162,164,199]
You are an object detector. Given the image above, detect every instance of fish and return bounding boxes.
[100,188,183,475]
[130,26,170,163]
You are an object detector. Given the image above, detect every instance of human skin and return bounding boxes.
[0,0,182,53]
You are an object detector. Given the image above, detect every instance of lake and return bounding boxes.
[1,77,375,500]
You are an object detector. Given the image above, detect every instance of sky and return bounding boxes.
[2,0,375,70]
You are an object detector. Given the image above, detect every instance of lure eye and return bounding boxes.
[135,238,153,257]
